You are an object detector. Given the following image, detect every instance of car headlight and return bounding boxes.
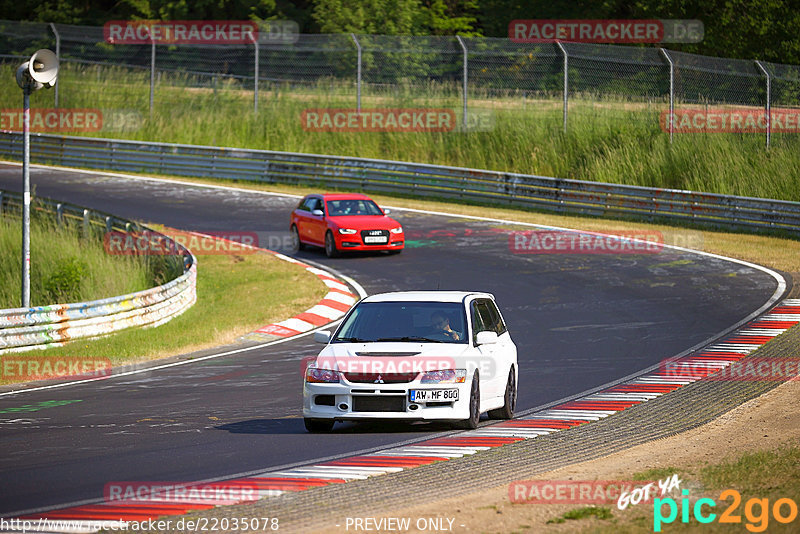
[306,367,341,383]
[390,226,403,234]
[338,228,357,235]
[420,369,466,384]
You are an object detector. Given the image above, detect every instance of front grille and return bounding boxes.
[352,395,406,412]
[343,372,418,383]
[360,229,389,244]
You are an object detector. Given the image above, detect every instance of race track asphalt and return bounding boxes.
[0,163,782,515]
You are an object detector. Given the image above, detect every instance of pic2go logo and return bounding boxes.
[653,489,798,532]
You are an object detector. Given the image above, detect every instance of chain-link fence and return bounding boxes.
[2,19,800,147]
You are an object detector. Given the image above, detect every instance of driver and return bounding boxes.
[430,312,462,341]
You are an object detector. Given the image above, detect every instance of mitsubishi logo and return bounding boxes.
[374,374,384,384]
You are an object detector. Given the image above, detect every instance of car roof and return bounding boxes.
[361,291,495,303]
[317,193,372,201]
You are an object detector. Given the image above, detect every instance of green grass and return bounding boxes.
[4,62,800,202]
[547,506,614,524]
[0,212,166,308]
[0,245,328,384]
[583,446,800,533]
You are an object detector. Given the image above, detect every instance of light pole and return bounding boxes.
[15,49,59,308]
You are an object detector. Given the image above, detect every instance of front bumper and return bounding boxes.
[303,380,470,421]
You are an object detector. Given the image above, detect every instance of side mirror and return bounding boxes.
[383,208,391,215]
[475,331,498,345]
[312,209,324,217]
[313,330,331,344]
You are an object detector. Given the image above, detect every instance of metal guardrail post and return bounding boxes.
[555,41,568,133]
[456,36,468,130]
[755,60,771,149]
[83,209,90,239]
[49,23,60,108]
[56,203,63,225]
[253,35,259,115]
[351,33,362,112]
[660,48,674,144]
[150,38,156,114]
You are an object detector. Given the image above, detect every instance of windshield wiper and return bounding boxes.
[374,336,444,343]
[333,336,370,343]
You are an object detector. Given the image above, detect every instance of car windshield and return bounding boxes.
[326,199,383,216]
[332,301,468,344]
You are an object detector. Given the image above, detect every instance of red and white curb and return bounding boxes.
[163,229,359,342]
[246,255,358,340]
[10,299,799,530]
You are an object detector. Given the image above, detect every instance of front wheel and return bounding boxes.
[488,367,516,420]
[304,418,334,432]
[325,231,339,258]
[454,373,480,429]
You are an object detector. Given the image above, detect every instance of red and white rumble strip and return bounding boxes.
[251,255,357,338]
[13,299,799,529]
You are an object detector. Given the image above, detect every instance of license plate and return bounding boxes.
[364,236,388,244]
[409,389,459,403]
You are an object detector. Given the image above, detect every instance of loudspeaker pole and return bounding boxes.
[14,49,59,308]
[22,83,31,307]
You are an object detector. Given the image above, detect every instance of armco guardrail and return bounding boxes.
[1,132,799,235]
[0,189,197,353]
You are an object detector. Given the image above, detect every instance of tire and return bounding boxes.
[325,231,339,258]
[304,418,334,432]
[488,367,517,420]
[291,225,305,252]
[454,373,480,430]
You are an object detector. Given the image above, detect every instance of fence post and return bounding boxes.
[150,38,156,114]
[660,48,674,143]
[755,60,771,149]
[253,35,260,115]
[83,209,90,239]
[49,23,60,108]
[456,35,468,130]
[555,41,568,133]
[351,33,362,112]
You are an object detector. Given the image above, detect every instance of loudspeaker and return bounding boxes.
[16,49,59,90]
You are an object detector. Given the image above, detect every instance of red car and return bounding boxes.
[290,193,404,257]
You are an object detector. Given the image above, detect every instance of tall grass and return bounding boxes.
[2,62,799,201]
[0,212,170,308]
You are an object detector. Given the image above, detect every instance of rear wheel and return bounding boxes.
[454,373,480,429]
[291,225,304,252]
[304,418,334,432]
[488,367,516,420]
[325,231,339,258]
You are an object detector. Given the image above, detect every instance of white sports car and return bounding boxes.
[303,291,518,432]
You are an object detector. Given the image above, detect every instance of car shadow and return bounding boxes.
[214,418,455,435]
